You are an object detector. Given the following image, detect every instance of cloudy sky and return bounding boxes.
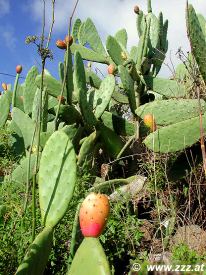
[0,0,205,86]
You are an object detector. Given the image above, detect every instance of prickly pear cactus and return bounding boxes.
[68,238,111,275]
[144,113,206,153]
[16,226,53,275]
[186,4,206,84]
[0,93,10,127]
[38,130,77,227]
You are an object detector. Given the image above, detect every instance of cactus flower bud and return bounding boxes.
[107,64,115,75]
[79,193,110,237]
[134,5,140,14]
[56,39,67,50]
[16,65,22,74]
[64,35,73,46]
[121,51,127,60]
[2,83,7,91]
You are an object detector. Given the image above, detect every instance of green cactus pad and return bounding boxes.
[147,13,159,49]
[32,88,41,122]
[106,35,125,65]
[84,18,106,56]
[136,99,205,126]
[77,131,98,167]
[136,10,146,38]
[85,68,102,89]
[78,22,87,45]
[58,62,64,83]
[197,14,206,38]
[136,20,150,71]
[94,75,115,119]
[112,88,129,104]
[11,154,37,184]
[12,107,36,149]
[68,237,111,275]
[115,29,128,49]
[101,111,136,136]
[144,76,186,98]
[23,66,39,114]
[8,120,25,156]
[72,18,82,42]
[119,65,136,114]
[39,130,77,227]
[97,123,125,158]
[130,46,139,63]
[144,113,206,153]
[16,226,53,275]
[65,47,74,104]
[54,104,82,124]
[35,74,66,97]
[0,93,10,127]
[186,4,206,84]
[71,43,109,64]
[74,51,97,127]
[62,124,84,153]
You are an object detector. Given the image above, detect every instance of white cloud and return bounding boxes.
[0,26,16,51]
[0,0,10,17]
[29,0,206,77]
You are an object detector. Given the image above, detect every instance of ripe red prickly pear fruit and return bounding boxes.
[56,39,67,50]
[64,35,73,46]
[79,193,110,237]
[143,114,157,132]
[107,64,115,75]
[57,95,66,104]
[134,5,140,14]
[16,65,22,74]
[2,83,7,91]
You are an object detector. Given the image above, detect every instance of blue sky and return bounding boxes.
[0,0,205,87]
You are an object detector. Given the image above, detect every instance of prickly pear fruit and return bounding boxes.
[79,193,110,237]
[2,83,7,90]
[16,65,22,74]
[65,35,73,46]
[57,95,66,104]
[134,5,140,14]
[107,64,115,75]
[56,39,67,49]
[143,114,157,132]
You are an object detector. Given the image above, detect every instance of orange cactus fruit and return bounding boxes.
[57,95,66,104]
[79,193,110,237]
[56,39,67,50]
[64,35,73,46]
[143,113,157,132]
[2,83,7,91]
[16,65,22,74]
[107,64,115,75]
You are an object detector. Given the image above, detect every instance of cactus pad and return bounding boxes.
[38,130,77,227]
